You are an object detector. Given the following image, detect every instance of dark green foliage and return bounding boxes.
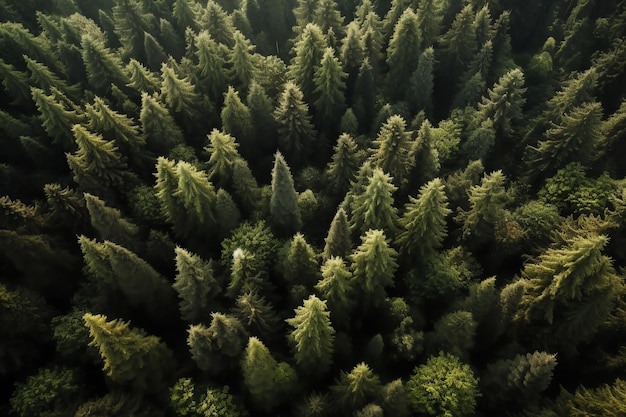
[174,247,220,323]
[323,207,352,260]
[289,23,327,102]
[233,291,279,337]
[269,151,302,236]
[350,168,398,236]
[325,133,359,197]
[169,378,243,417]
[331,362,381,412]
[140,91,184,154]
[313,47,347,135]
[369,115,413,185]
[282,232,319,287]
[386,8,421,100]
[221,85,254,153]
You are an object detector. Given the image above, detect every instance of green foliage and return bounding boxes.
[386,8,421,99]
[323,207,352,260]
[10,366,80,417]
[429,310,477,360]
[407,352,480,417]
[282,233,319,287]
[289,23,327,101]
[553,378,626,416]
[140,91,184,154]
[169,378,243,417]
[313,47,347,134]
[369,115,413,185]
[316,256,354,328]
[174,247,220,323]
[84,193,138,248]
[269,151,302,236]
[325,133,359,196]
[233,291,279,337]
[160,62,200,119]
[221,86,254,153]
[331,362,381,411]
[350,168,398,236]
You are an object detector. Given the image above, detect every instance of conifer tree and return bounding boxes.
[353,58,377,132]
[351,229,398,307]
[430,310,477,360]
[247,81,278,151]
[288,23,328,102]
[160,62,200,119]
[386,8,421,100]
[476,68,526,138]
[369,115,413,185]
[81,34,129,94]
[241,336,295,412]
[360,13,384,71]
[283,233,320,287]
[84,193,138,249]
[140,91,184,154]
[323,207,353,260]
[286,294,335,375]
[201,0,235,47]
[417,0,446,47]
[31,87,82,151]
[83,313,173,392]
[325,133,359,197]
[313,47,347,135]
[233,291,279,337]
[231,157,262,213]
[351,169,398,236]
[126,58,160,94]
[269,151,302,236]
[293,0,318,28]
[440,4,477,68]
[332,362,382,411]
[23,55,79,100]
[408,119,440,187]
[341,22,364,78]
[204,128,240,183]
[86,96,144,153]
[173,0,200,32]
[221,86,254,153]
[397,178,451,258]
[226,248,266,299]
[143,31,168,71]
[228,30,256,91]
[173,246,220,323]
[314,0,344,38]
[194,30,226,99]
[188,313,247,372]
[274,82,317,168]
[0,58,34,106]
[381,0,411,40]
[66,124,127,191]
[407,47,435,114]
[0,21,61,73]
[215,188,241,238]
[112,0,156,62]
[316,256,354,328]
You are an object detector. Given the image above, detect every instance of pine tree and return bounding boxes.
[325,133,359,196]
[221,85,254,153]
[323,207,353,260]
[352,58,377,132]
[247,81,278,151]
[283,233,320,287]
[407,352,479,417]
[204,128,241,183]
[241,336,295,412]
[66,124,127,191]
[193,30,226,99]
[313,47,347,135]
[369,115,413,185]
[397,178,451,258]
[140,91,184,154]
[84,193,138,249]
[407,47,435,114]
[476,68,526,138]
[160,62,200,119]
[332,362,381,411]
[288,23,328,102]
[314,0,344,38]
[293,0,318,28]
[228,30,256,91]
[351,168,398,237]
[286,294,335,375]
[440,4,478,68]
[111,0,156,62]
[386,8,422,100]
[80,34,129,94]
[340,22,364,78]
[351,229,398,307]
[269,151,302,236]
[231,157,261,213]
[83,313,173,392]
[316,256,354,328]
[274,81,317,168]
[173,246,220,323]
[143,31,168,71]
[408,119,440,187]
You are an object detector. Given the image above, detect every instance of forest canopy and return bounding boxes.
[1,0,626,416]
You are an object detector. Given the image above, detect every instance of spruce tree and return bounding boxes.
[283,233,320,287]
[200,0,235,47]
[193,30,226,99]
[31,87,82,151]
[204,128,241,183]
[325,133,359,196]
[215,188,241,238]
[111,0,156,62]
[340,22,364,78]
[231,157,261,213]
[408,119,440,187]
[80,34,129,94]
[369,115,413,185]
[352,58,377,132]
[293,0,318,28]
[476,68,526,138]
[173,246,220,323]
[126,58,160,94]
[143,31,168,72]
[288,23,328,102]
[0,58,34,107]
[140,91,184,154]
[233,291,279,337]
[313,47,347,135]
[83,313,173,393]
[269,151,302,236]
[386,8,422,100]
[66,124,127,191]
[247,81,278,151]
[286,294,335,375]
[228,30,256,91]
[323,207,353,260]
[23,54,80,100]
[221,86,254,153]
[417,0,446,47]
[314,0,344,38]
[332,362,381,411]
[274,81,317,168]
[407,47,435,115]
[85,96,145,153]
[316,256,354,328]
[351,168,398,237]
[160,62,200,119]
[84,193,138,249]
[440,4,478,69]
[397,178,451,258]
[351,229,398,307]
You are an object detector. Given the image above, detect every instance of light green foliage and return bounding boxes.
[476,68,526,137]
[511,200,562,251]
[270,151,302,236]
[397,178,451,258]
[31,86,81,150]
[83,313,173,392]
[160,62,200,119]
[331,362,381,411]
[173,0,200,32]
[430,310,477,360]
[24,54,79,99]
[0,57,32,106]
[316,256,354,328]
[66,124,127,190]
[200,0,235,47]
[80,34,129,93]
[313,47,347,133]
[221,86,254,150]
[553,378,626,416]
[190,313,247,362]
[386,8,421,99]
[231,158,261,212]
[274,81,317,168]
[351,168,398,236]
[174,246,220,323]
[170,378,242,417]
[229,30,256,90]
[381,379,411,417]
[233,291,279,336]
[205,128,241,183]
[10,366,80,417]
[127,59,160,94]
[440,4,478,66]
[369,115,413,184]
[215,188,241,238]
[283,233,319,287]
[286,294,335,375]
[314,0,344,37]
[407,352,480,417]
[74,391,159,417]
[356,403,383,417]
[341,22,364,75]
[388,297,424,362]
[86,96,144,151]
[417,0,446,47]
[323,207,353,260]
[193,30,226,98]
[325,133,359,196]
[351,229,398,307]
[410,120,441,185]
[289,23,328,101]
[220,220,279,270]
[140,91,184,153]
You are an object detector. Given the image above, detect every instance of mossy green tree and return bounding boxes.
[316,256,354,329]
[228,30,256,91]
[84,193,138,249]
[283,232,319,287]
[331,362,381,412]
[289,23,328,102]
[160,62,201,120]
[80,34,129,94]
[221,86,254,155]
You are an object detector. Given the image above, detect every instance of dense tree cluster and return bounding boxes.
[1,0,626,416]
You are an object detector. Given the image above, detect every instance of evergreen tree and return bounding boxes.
[111,0,156,62]
[188,313,247,365]
[332,362,381,411]
[173,246,220,323]
[325,133,359,196]
[407,352,479,417]
[194,30,226,99]
[407,47,435,115]
[386,8,422,100]
[289,23,328,102]
[23,54,79,100]
[408,119,440,188]
[476,68,526,138]
[233,291,279,337]
[204,128,241,183]
[172,0,200,32]
[83,313,173,392]
[316,256,354,328]
[314,0,344,38]
[140,91,184,154]
[552,378,626,416]
[247,81,278,151]
[31,87,82,151]
[282,232,320,287]
[215,188,241,238]
[80,34,129,94]
[369,115,413,185]
[351,229,398,307]
[274,81,317,168]
[323,207,353,260]
[160,62,200,119]
[221,85,254,154]
[313,47,347,135]
[351,168,398,236]
[126,58,160,94]
[226,248,266,299]
[143,31,168,72]
[269,151,302,236]
[85,96,145,153]
[417,0,446,47]
[430,310,477,360]
[231,157,261,213]
[353,58,377,132]
[397,178,451,258]
[293,0,318,28]
[200,0,235,47]
[440,4,477,69]
[241,336,295,412]
[84,193,138,249]
[340,22,364,78]
[228,30,256,91]
[286,294,335,375]
[66,124,127,191]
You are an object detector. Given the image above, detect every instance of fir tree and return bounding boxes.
[351,229,398,307]
[227,248,266,299]
[476,68,526,138]
[283,233,320,287]
[408,119,440,187]
[140,91,184,154]
[231,157,261,213]
[332,362,381,411]
[352,58,377,132]
[221,86,254,154]
[369,115,413,185]
[173,246,220,323]
[313,47,347,135]
[83,313,173,392]
[386,8,422,100]
[160,62,200,119]
[233,291,279,337]
[126,58,160,94]
[325,133,359,197]
[247,81,278,151]
[314,0,344,38]
[440,4,478,68]
[80,34,129,94]
[143,31,168,72]
[200,0,235,47]
[286,294,335,375]
[316,256,354,328]
[407,47,435,115]
[0,58,34,106]
[66,124,127,191]
[351,168,398,237]
[397,178,451,258]
[293,0,318,28]
[215,188,241,238]
[417,0,446,47]
[340,22,364,78]
[23,54,79,100]
[228,30,256,91]
[31,87,82,151]
[288,23,328,102]
[269,151,302,236]
[111,0,156,62]
[84,193,138,249]
[85,96,145,153]
[194,30,226,99]
[323,207,353,260]
[204,128,241,183]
